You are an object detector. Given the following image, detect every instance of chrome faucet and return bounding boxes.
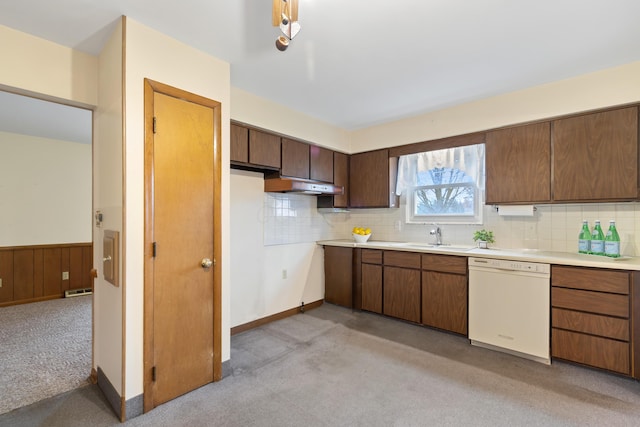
[429,224,442,245]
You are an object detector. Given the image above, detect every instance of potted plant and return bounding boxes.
[473,229,495,249]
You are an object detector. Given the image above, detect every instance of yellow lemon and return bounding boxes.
[365,228,371,235]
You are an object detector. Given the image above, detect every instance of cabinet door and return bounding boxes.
[249,129,281,169]
[333,152,349,208]
[281,138,309,178]
[324,246,353,308]
[422,271,467,335]
[310,145,334,182]
[486,122,551,204]
[383,266,421,323]
[349,150,390,208]
[553,107,638,201]
[361,263,382,313]
[230,124,249,163]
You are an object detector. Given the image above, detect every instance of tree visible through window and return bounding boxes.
[397,144,484,224]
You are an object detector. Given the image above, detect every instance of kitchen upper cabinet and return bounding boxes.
[350,149,397,208]
[421,254,467,335]
[230,123,249,163]
[324,246,353,308]
[485,122,551,204]
[310,145,334,183]
[281,138,310,179]
[317,151,349,209]
[553,107,638,202]
[249,129,281,169]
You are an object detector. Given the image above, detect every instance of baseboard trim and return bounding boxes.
[97,366,122,420]
[231,299,324,336]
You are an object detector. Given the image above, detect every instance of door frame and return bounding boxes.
[142,79,222,412]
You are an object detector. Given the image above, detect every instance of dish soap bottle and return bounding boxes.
[604,220,621,258]
[590,220,605,256]
[578,220,591,254]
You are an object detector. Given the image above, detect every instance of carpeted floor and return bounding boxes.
[0,296,92,414]
[2,303,640,426]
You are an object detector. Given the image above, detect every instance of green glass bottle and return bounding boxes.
[590,220,605,256]
[578,220,590,254]
[604,220,621,258]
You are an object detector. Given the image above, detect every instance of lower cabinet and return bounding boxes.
[361,263,383,313]
[421,254,468,335]
[384,266,421,323]
[551,265,634,375]
[323,246,354,308]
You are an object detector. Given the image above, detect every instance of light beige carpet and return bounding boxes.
[0,296,91,414]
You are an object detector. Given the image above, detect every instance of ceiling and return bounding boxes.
[1,0,640,132]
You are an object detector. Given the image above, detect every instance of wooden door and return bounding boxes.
[144,80,222,412]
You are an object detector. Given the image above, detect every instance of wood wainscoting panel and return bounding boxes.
[13,249,34,301]
[0,251,14,303]
[0,243,92,306]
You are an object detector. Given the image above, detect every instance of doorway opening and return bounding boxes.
[0,89,93,414]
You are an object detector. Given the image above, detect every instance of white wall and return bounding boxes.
[351,61,640,153]
[0,24,97,107]
[231,87,351,152]
[124,18,231,399]
[230,170,325,327]
[94,18,124,395]
[0,131,91,246]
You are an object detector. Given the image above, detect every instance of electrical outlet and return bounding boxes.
[62,271,69,280]
[282,269,287,279]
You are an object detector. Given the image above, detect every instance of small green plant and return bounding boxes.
[473,229,495,243]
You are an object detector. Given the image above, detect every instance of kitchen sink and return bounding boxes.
[403,243,474,252]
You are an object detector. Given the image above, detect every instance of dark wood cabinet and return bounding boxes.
[350,149,396,208]
[323,246,353,308]
[552,107,638,202]
[485,122,551,204]
[551,265,632,375]
[421,254,467,335]
[230,123,249,163]
[383,266,421,323]
[249,129,281,169]
[361,249,383,313]
[317,151,349,209]
[281,138,310,179]
[310,145,334,183]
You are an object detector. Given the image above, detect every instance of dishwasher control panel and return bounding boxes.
[468,257,550,274]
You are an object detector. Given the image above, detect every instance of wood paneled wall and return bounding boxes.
[0,243,92,306]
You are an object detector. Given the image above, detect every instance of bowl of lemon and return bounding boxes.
[352,227,372,243]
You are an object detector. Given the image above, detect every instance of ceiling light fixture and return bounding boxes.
[272,0,300,51]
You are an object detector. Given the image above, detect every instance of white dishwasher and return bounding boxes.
[468,257,551,365]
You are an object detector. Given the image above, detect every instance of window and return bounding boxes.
[396,144,485,224]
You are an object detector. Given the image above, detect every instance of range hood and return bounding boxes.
[264,176,344,196]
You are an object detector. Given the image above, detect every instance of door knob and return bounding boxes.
[201,258,213,269]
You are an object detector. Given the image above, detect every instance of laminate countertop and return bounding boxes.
[317,239,640,271]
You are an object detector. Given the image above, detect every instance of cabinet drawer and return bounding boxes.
[551,265,629,294]
[384,251,421,269]
[361,249,382,264]
[422,254,466,275]
[552,308,629,341]
[552,328,630,375]
[551,287,628,318]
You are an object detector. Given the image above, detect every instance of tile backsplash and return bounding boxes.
[263,192,640,256]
